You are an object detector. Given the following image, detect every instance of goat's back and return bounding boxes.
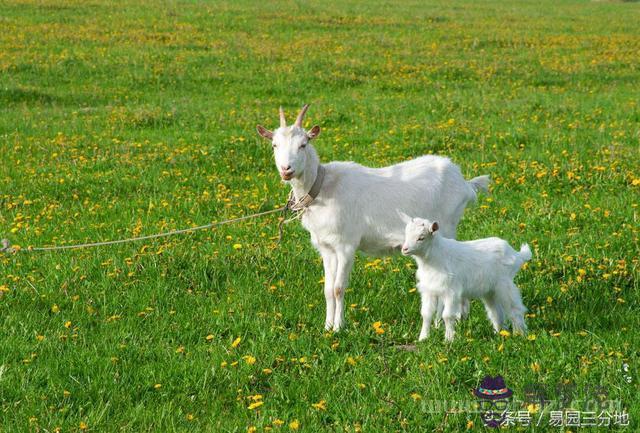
[304,155,477,255]
[442,236,525,280]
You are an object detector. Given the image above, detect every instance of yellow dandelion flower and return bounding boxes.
[248,401,264,410]
[231,337,242,348]
[372,321,385,334]
[311,400,327,411]
[289,419,300,430]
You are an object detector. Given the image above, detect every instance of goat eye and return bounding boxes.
[300,143,307,149]
[417,235,425,241]
[272,143,277,148]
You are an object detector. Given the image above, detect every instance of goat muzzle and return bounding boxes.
[280,171,295,180]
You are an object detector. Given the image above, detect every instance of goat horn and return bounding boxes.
[279,106,287,128]
[294,104,310,128]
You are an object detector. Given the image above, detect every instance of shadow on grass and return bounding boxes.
[0,87,57,105]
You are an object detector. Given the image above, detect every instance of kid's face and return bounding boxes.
[401,219,431,255]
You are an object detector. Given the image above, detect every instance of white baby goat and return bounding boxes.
[257,104,490,331]
[400,213,531,341]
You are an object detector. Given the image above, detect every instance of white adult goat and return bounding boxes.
[257,104,490,331]
[400,214,531,341]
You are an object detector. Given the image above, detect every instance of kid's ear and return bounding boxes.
[430,222,439,233]
[397,210,412,225]
[307,125,321,140]
[256,125,273,140]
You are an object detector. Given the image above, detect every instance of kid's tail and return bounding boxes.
[519,244,532,262]
[468,175,490,194]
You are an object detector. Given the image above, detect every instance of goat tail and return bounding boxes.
[468,175,490,194]
[518,243,532,263]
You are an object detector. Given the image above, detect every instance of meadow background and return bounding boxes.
[1,0,639,431]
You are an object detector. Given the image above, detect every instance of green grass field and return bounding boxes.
[1,0,639,431]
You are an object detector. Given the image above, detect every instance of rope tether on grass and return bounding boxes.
[1,206,290,254]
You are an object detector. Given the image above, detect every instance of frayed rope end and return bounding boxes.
[1,239,17,254]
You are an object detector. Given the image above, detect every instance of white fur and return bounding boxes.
[257,109,489,331]
[400,215,530,341]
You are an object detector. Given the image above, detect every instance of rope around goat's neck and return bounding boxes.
[1,207,285,254]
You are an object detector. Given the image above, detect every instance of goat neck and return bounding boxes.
[289,145,321,202]
[415,235,442,266]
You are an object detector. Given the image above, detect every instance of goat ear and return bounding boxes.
[307,125,320,140]
[397,210,412,225]
[430,222,439,233]
[256,125,273,140]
